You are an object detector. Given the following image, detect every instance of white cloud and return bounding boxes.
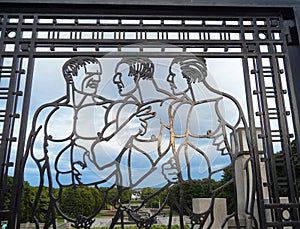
[23,56,257,188]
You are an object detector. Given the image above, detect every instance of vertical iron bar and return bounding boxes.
[255,54,283,226]
[239,17,268,228]
[0,14,8,218]
[5,15,23,228]
[284,34,300,223]
[269,49,299,223]
[9,14,38,228]
[0,15,22,224]
[242,57,267,228]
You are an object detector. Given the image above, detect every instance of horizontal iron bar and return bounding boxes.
[3,39,283,46]
[0,12,284,20]
[266,221,300,226]
[3,25,283,32]
[0,51,286,58]
[265,203,300,208]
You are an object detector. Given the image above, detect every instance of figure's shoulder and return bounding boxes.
[214,95,244,127]
[31,96,73,128]
[34,96,70,113]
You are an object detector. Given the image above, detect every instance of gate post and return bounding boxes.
[233,128,266,228]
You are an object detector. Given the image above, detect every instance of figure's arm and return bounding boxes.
[85,101,156,188]
[202,80,249,156]
[213,96,249,157]
[99,101,155,141]
[22,104,59,227]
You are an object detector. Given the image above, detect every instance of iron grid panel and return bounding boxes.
[0,14,286,58]
[0,9,299,229]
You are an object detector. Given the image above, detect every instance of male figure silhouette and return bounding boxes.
[108,57,176,227]
[110,57,174,187]
[162,56,251,228]
[25,57,154,228]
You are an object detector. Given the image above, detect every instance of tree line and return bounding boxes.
[3,169,233,223]
[3,140,299,223]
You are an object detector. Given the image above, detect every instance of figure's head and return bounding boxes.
[167,56,207,95]
[62,57,102,94]
[113,57,154,96]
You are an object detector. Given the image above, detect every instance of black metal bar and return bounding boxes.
[0,14,9,218]
[0,52,286,59]
[4,15,23,228]
[253,54,283,226]
[0,14,20,222]
[241,54,267,229]
[13,15,37,227]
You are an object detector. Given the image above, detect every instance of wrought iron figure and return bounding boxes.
[25,57,155,228]
[161,56,254,228]
[24,55,257,229]
[107,56,255,229]
[109,57,174,228]
[112,57,173,185]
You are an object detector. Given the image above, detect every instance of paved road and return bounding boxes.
[93,218,112,227]
[91,216,187,228]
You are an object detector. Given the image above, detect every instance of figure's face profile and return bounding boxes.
[74,62,102,94]
[167,62,189,95]
[113,63,137,96]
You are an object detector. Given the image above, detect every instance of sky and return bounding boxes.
[20,54,294,190]
[20,56,249,188]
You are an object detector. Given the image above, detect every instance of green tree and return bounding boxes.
[58,186,103,219]
[141,187,155,200]
[273,140,300,196]
[120,188,132,203]
[2,176,13,209]
[89,187,104,212]
[1,177,50,223]
[216,168,234,214]
[106,187,118,206]
[291,140,300,179]
[32,186,51,223]
[104,187,132,207]
[169,179,216,214]
[141,187,168,208]
[21,181,36,222]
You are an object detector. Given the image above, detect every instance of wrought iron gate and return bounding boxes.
[0,3,300,229]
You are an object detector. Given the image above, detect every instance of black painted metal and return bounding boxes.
[0,3,299,229]
[0,0,299,7]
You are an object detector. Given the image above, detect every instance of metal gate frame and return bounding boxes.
[0,1,300,228]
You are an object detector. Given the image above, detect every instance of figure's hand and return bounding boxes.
[132,105,156,136]
[162,157,178,184]
[72,160,87,184]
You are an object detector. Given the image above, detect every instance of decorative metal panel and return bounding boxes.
[0,8,299,229]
